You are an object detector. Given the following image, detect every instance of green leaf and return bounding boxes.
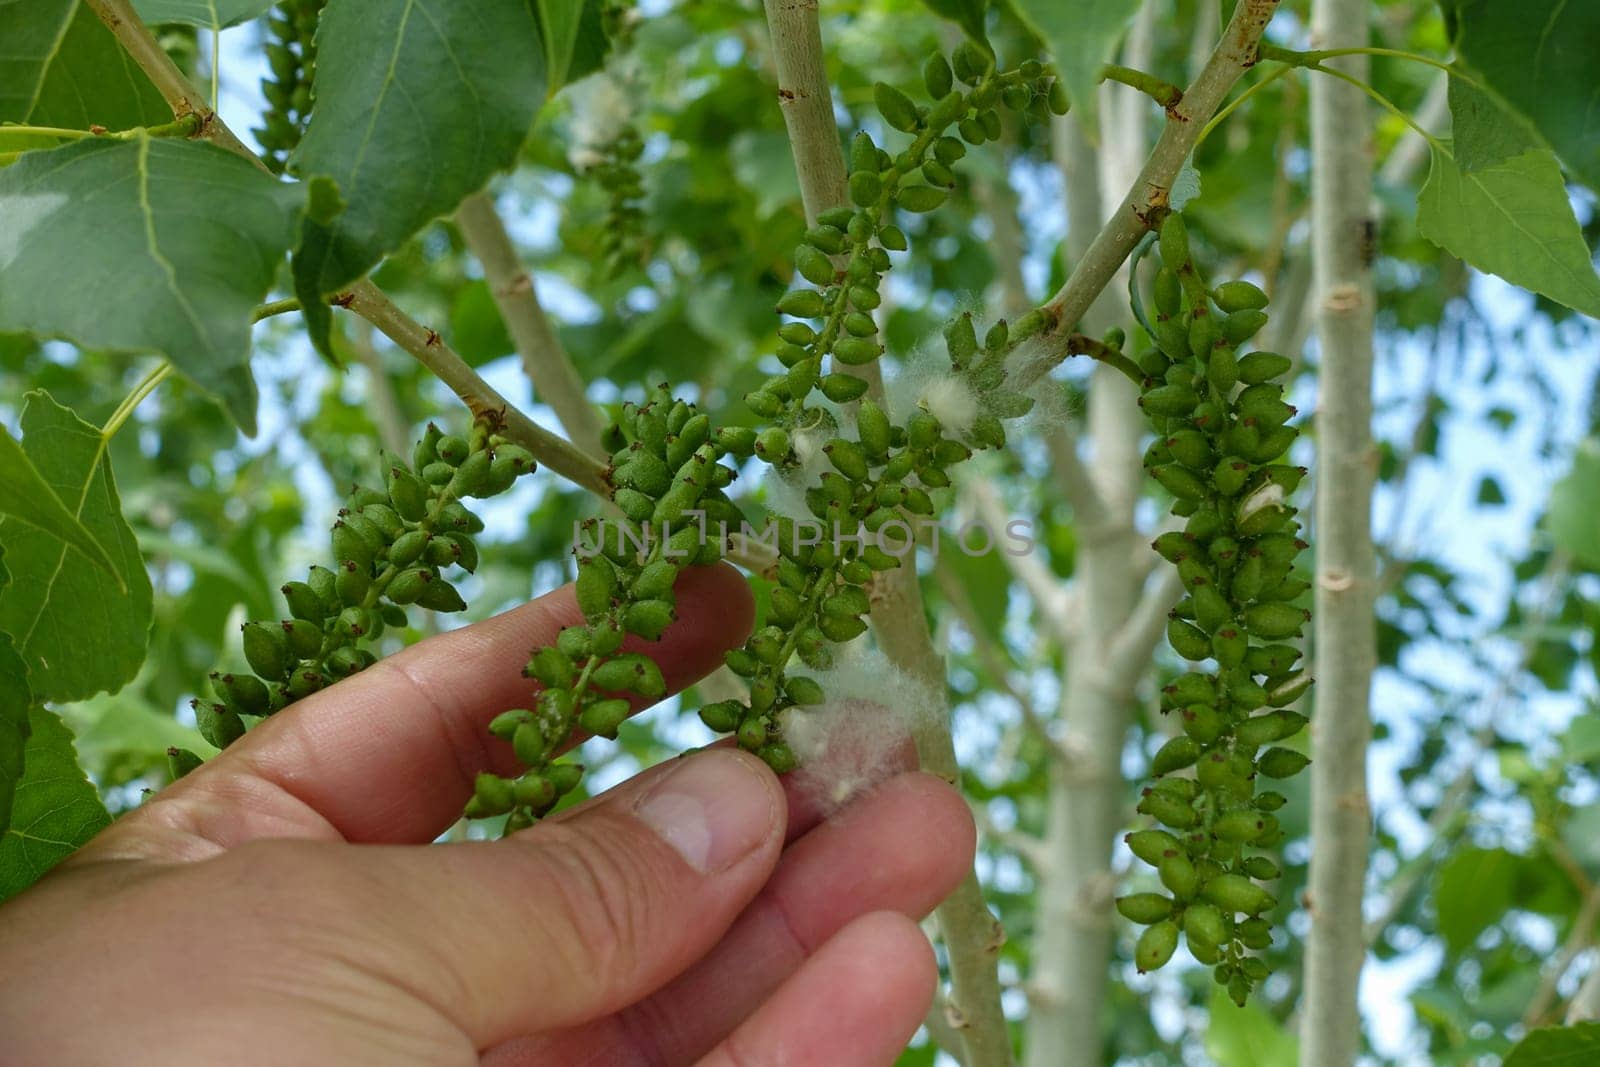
[0,392,153,703]
[0,424,120,580]
[1548,437,1600,570]
[130,0,275,29]
[57,690,211,787]
[533,0,605,94]
[1011,0,1136,134]
[1204,986,1298,1067]
[0,547,30,839]
[449,279,514,366]
[1447,77,1537,174]
[1569,715,1600,766]
[0,0,171,130]
[1434,845,1517,955]
[0,136,304,432]
[1504,1022,1600,1067]
[1417,144,1600,319]
[1476,475,1507,506]
[0,706,109,901]
[1444,0,1600,194]
[920,0,988,45]
[290,0,547,349]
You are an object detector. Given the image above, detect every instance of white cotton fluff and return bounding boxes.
[778,644,940,815]
[566,73,632,170]
[917,375,981,436]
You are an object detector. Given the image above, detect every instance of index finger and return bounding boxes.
[92,563,753,857]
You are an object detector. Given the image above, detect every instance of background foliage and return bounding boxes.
[1,0,1598,1062]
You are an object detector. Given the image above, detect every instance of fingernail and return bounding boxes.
[636,751,775,874]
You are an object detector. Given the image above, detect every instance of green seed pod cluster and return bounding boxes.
[711,315,1039,768]
[467,385,750,832]
[254,0,325,175]
[1118,211,1312,1007]
[587,124,648,277]
[197,421,536,754]
[755,52,1066,426]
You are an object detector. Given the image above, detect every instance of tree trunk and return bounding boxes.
[1300,0,1378,1061]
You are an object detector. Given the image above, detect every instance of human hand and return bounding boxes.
[0,564,975,1066]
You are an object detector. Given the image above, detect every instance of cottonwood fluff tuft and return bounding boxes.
[777,644,940,816]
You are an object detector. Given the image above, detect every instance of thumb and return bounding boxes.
[315,749,785,1048]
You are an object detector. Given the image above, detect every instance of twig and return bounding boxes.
[342,285,611,496]
[1100,64,1183,110]
[454,191,607,454]
[1018,0,1283,387]
[760,0,847,226]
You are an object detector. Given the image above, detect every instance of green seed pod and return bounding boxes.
[281,580,328,623]
[1221,309,1269,345]
[1159,852,1201,899]
[1237,351,1293,385]
[1242,603,1310,640]
[1165,430,1213,470]
[195,700,246,749]
[286,665,326,699]
[324,646,370,678]
[385,566,431,606]
[211,671,271,717]
[1151,735,1202,775]
[575,559,617,620]
[383,465,428,522]
[579,698,632,740]
[1153,267,1182,317]
[1166,673,1217,707]
[1212,625,1247,668]
[386,529,428,569]
[1267,671,1313,707]
[546,762,584,796]
[1181,703,1225,745]
[1245,643,1301,677]
[416,575,467,613]
[1243,857,1281,881]
[1167,617,1213,661]
[1191,585,1232,632]
[1229,674,1268,712]
[1152,532,1194,564]
[815,373,865,403]
[1214,280,1269,312]
[1203,873,1275,915]
[1136,920,1180,973]
[1229,552,1265,601]
[333,559,369,605]
[1238,917,1273,950]
[330,521,375,571]
[471,773,515,817]
[898,185,947,213]
[834,337,882,365]
[424,537,461,569]
[842,311,878,339]
[1116,893,1174,924]
[849,170,882,207]
[795,243,834,287]
[432,435,469,467]
[624,600,675,640]
[1140,384,1199,418]
[819,613,869,643]
[778,322,816,347]
[777,289,827,318]
[786,676,826,706]
[526,647,575,689]
[1137,789,1198,829]
[1208,345,1240,391]
[698,699,742,733]
[1158,212,1191,270]
[916,154,953,188]
[1213,810,1267,844]
[1125,829,1182,867]
[1237,710,1308,747]
[1188,313,1220,360]
[167,746,204,781]
[873,81,921,132]
[1257,746,1311,778]
[334,605,370,639]
[804,224,845,255]
[1185,902,1228,949]
[449,449,492,498]
[241,621,293,680]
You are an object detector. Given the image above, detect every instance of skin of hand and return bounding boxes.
[0,563,976,1066]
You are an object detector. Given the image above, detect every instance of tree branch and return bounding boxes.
[1105,568,1185,684]
[1017,0,1283,387]
[342,285,612,496]
[760,0,847,227]
[1300,0,1378,1057]
[454,191,608,454]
